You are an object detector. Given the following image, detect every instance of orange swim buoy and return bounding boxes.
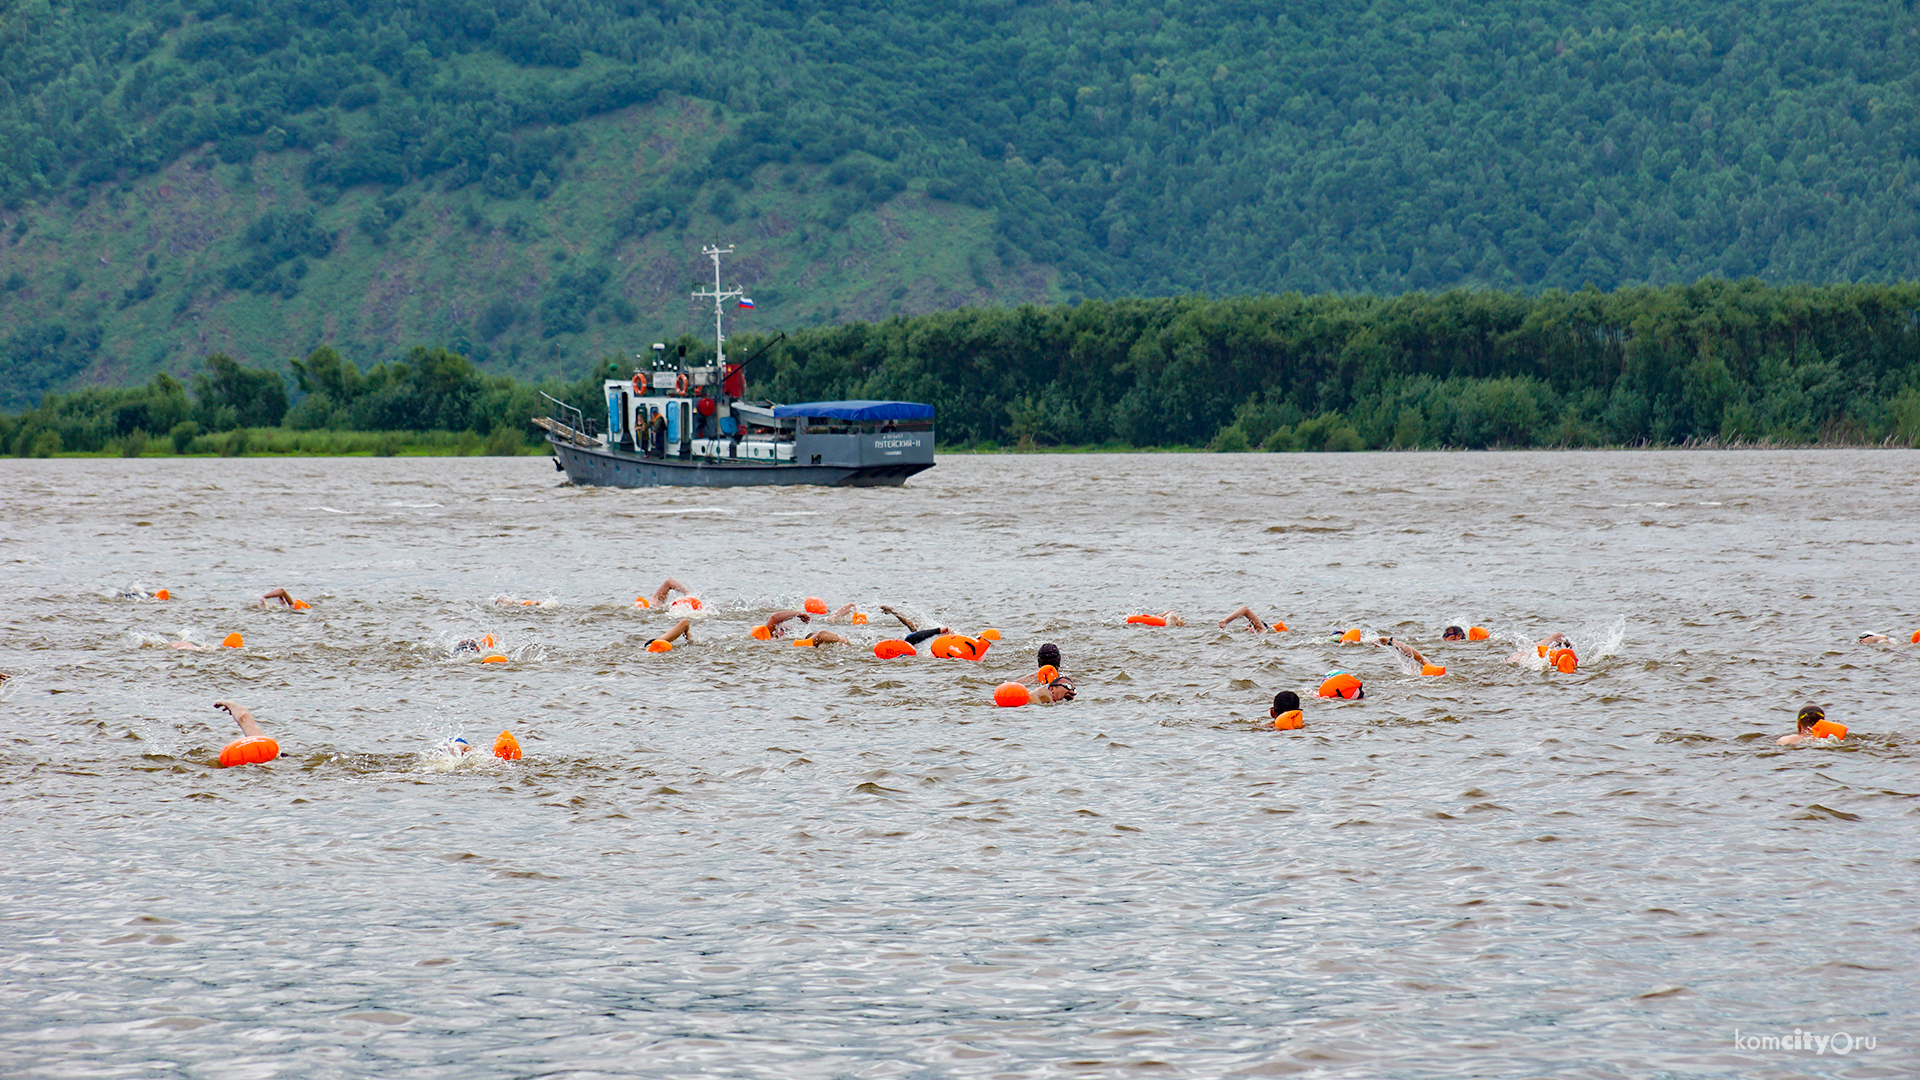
[221,632,243,648]
[1035,665,1058,684]
[670,596,702,611]
[1126,614,1168,627]
[1272,709,1304,730]
[1467,626,1490,641]
[635,596,651,608]
[946,636,988,661]
[750,625,772,640]
[1269,620,1287,632]
[873,639,916,659]
[1911,629,1920,644]
[1550,648,1577,673]
[1340,628,1363,643]
[480,634,496,648]
[803,597,828,615]
[791,638,815,647]
[154,589,169,601]
[1421,663,1446,676]
[979,628,1002,641]
[1810,718,1848,739]
[480,654,508,663]
[648,640,673,653]
[927,634,958,657]
[291,599,310,610]
[493,730,521,760]
[993,682,1031,707]
[1317,673,1364,699]
[851,612,868,625]
[218,735,279,767]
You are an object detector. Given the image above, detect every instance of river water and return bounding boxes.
[1,451,1914,1079]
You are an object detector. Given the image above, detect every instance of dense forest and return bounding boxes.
[2,0,1919,409]
[9,278,1918,456]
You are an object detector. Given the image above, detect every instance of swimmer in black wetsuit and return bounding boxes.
[879,604,950,646]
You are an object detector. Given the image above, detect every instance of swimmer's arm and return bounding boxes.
[765,610,810,635]
[261,588,294,607]
[650,578,691,606]
[879,604,918,632]
[214,700,264,738]
[829,602,856,622]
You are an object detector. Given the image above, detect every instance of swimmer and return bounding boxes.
[260,587,308,609]
[764,610,812,638]
[794,629,849,646]
[1032,677,1076,703]
[454,638,481,653]
[1374,635,1431,668]
[214,699,266,738]
[1270,690,1303,729]
[1038,642,1062,670]
[1218,606,1282,632]
[642,577,695,608]
[1442,625,1466,641]
[1777,704,1845,745]
[1508,632,1569,664]
[648,618,693,648]
[879,604,951,646]
[826,602,858,623]
[1857,632,1892,645]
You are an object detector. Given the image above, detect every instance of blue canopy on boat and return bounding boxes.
[771,400,935,421]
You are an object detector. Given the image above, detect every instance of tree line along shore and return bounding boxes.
[7,279,1920,458]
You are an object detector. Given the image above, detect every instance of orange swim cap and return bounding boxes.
[1421,664,1446,676]
[493,730,521,760]
[791,638,815,647]
[980,628,1002,641]
[221,632,243,648]
[1911,629,1920,644]
[851,613,868,625]
[635,596,651,608]
[218,735,279,767]
[1550,648,1577,673]
[873,639,915,659]
[993,682,1031,707]
[480,634,496,648]
[1467,626,1490,641]
[154,589,169,601]
[1340,628,1362,643]
[648,640,673,653]
[1272,709,1304,730]
[803,597,828,615]
[751,625,772,640]
[480,654,508,663]
[1270,620,1287,632]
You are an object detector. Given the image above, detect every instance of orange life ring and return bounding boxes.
[673,373,689,396]
[632,373,644,394]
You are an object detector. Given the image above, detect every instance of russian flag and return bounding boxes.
[738,298,755,309]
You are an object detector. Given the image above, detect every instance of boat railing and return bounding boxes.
[535,392,597,448]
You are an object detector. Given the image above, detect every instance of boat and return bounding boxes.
[533,245,936,488]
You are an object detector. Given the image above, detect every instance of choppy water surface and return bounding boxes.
[2,451,1915,1079]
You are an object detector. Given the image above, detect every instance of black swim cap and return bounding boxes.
[1038,643,1061,667]
[1272,690,1301,713]
[1797,704,1825,725]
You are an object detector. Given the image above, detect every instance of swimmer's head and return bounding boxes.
[1050,677,1076,701]
[1442,625,1465,641]
[1796,704,1825,732]
[454,638,480,653]
[1037,643,1061,668]
[1271,690,1301,716]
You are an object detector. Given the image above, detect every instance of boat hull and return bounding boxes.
[549,437,932,488]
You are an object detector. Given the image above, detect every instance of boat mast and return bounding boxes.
[691,244,741,384]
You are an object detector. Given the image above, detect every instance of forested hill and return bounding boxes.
[3,0,1919,409]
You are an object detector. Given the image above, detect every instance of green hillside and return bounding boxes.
[3,0,1919,409]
